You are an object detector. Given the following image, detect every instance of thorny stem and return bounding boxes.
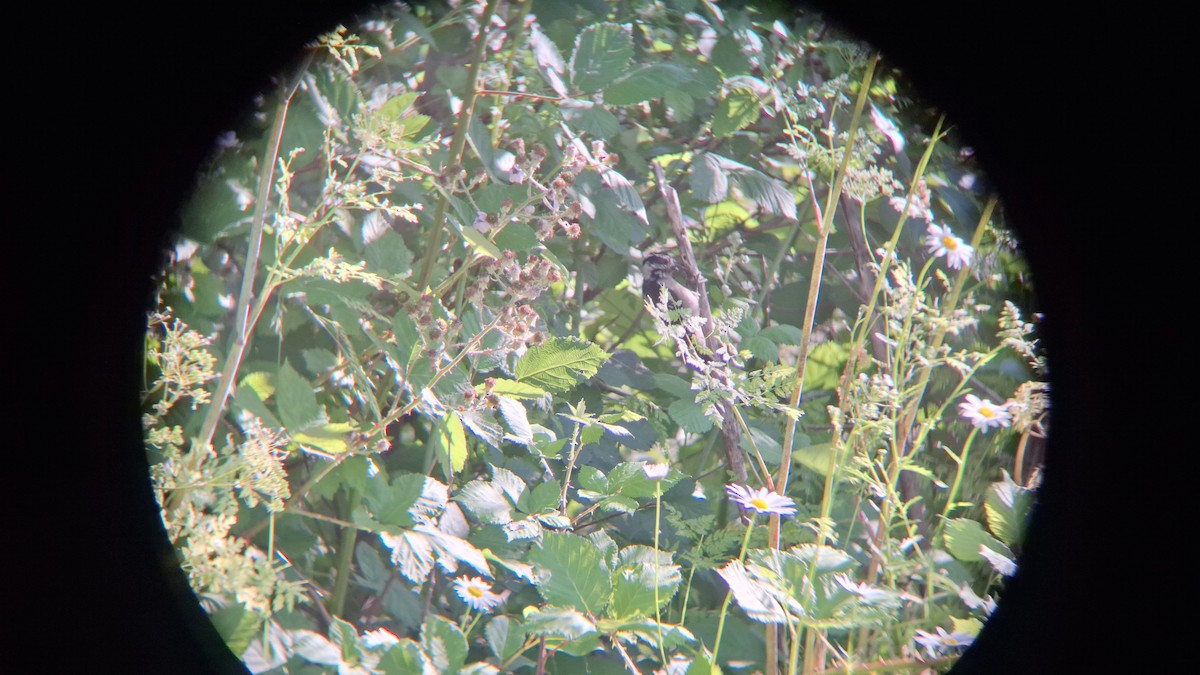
[417,0,499,289]
[479,88,562,102]
[488,0,536,145]
[536,636,548,675]
[173,52,315,517]
[560,418,584,515]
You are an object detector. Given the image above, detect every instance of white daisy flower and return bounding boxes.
[643,462,670,480]
[912,626,975,657]
[958,394,1013,432]
[925,224,974,269]
[453,576,504,612]
[725,484,797,518]
[361,628,400,650]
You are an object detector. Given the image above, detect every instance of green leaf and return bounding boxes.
[421,615,467,675]
[521,605,599,641]
[365,472,429,529]
[598,495,640,514]
[329,616,359,658]
[457,408,504,449]
[984,471,1036,547]
[355,541,390,590]
[178,172,254,243]
[599,616,695,654]
[523,480,563,514]
[690,152,730,203]
[233,379,283,430]
[459,217,505,259]
[668,398,713,434]
[561,101,620,138]
[276,360,323,432]
[570,23,633,93]
[730,165,798,221]
[584,187,640,252]
[293,421,357,455]
[792,442,839,477]
[379,91,420,119]
[579,423,605,446]
[577,465,608,492]
[716,559,789,624]
[484,616,526,662]
[943,518,1013,563]
[238,371,275,401]
[498,395,534,446]
[291,629,342,666]
[604,63,709,105]
[515,337,609,393]
[536,511,573,529]
[663,88,695,121]
[377,639,432,675]
[364,230,413,276]
[654,373,693,398]
[609,546,681,617]
[605,462,672,499]
[493,220,541,253]
[311,455,371,500]
[690,153,797,221]
[759,324,804,344]
[803,341,848,391]
[712,88,762,137]
[431,412,468,476]
[530,25,569,96]
[528,532,612,613]
[456,475,519,525]
[209,602,259,658]
[711,33,751,75]
[742,335,779,362]
[485,378,550,403]
[600,168,648,225]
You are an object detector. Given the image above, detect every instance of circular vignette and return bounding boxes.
[70,1,1128,672]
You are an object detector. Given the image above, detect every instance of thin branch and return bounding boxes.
[417,0,500,289]
[651,161,746,482]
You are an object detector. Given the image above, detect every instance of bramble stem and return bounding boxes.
[417,0,499,289]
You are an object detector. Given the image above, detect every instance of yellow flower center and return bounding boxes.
[979,407,995,419]
[941,235,958,250]
[750,497,769,510]
[469,587,484,598]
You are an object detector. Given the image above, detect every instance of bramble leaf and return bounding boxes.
[528,532,612,613]
[570,23,633,93]
[515,337,609,392]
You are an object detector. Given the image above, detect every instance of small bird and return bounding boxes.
[641,252,702,319]
[642,252,719,365]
